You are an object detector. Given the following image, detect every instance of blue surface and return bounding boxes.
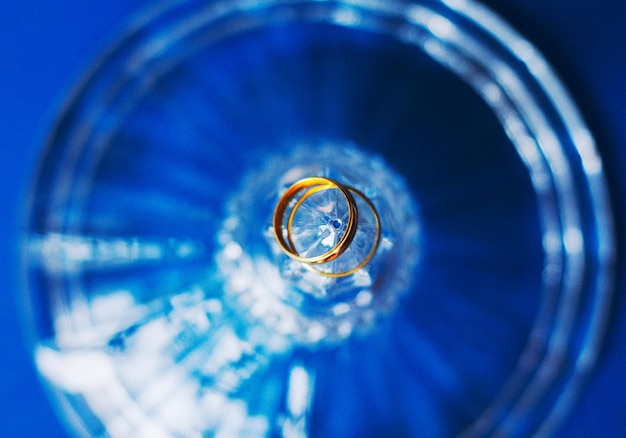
[1,0,624,436]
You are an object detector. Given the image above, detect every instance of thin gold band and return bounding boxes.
[273,176,381,278]
[273,177,358,264]
[287,184,381,278]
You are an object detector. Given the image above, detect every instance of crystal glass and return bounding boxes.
[23,0,614,436]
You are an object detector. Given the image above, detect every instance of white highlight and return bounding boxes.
[287,366,311,418]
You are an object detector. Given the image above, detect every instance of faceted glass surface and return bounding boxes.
[24,1,614,437]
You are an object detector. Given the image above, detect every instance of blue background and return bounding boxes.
[0,0,624,436]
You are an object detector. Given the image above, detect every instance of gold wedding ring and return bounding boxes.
[273,177,381,277]
[273,177,358,264]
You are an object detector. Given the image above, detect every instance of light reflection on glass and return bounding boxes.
[24,0,614,436]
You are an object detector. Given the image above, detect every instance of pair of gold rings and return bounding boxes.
[273,177,381,277]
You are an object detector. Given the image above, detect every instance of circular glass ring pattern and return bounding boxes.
[23,0,614,437]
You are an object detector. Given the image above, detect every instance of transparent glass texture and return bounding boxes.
[23,0,614,437]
